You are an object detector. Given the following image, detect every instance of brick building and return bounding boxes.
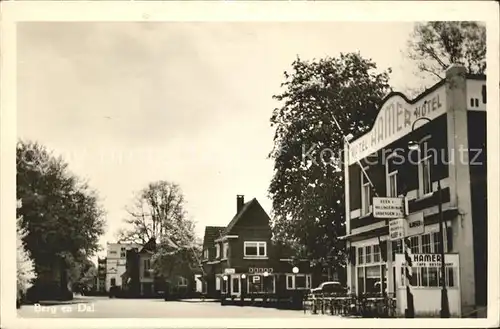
[342,65,487,317]
[201,195,314,301]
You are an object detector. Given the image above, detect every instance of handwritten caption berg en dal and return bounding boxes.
[34,303,95,314]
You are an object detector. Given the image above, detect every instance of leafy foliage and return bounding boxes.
[269,53,391,269]
[16,140,106,283]
[119,181,201,280]
[17,210,36,291]
[407,21,486,81]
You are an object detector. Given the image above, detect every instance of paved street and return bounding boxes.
[17,296,333,318]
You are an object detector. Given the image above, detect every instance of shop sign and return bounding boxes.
[389,218,405,240]
[405,212,424,237]
[248,267,273,274]
[397,253,459,268]
[373,197,404,219]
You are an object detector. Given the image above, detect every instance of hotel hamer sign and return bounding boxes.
[347,88,446,165]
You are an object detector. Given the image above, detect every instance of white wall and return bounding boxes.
[396,287,461,317]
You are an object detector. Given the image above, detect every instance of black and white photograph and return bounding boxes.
[1,1,499,328]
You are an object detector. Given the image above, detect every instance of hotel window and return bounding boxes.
[365,246,373,264]
[120,247,126,258]
[244,241,267,258]
[386,154,398,197]
[358,247,364,265]
[222,242,229,259]
[409,236,420,254]
[361,167,372,215]
[373,245,380,263]
[421,234,432,253]
[418,140,433,196]
[215,244,221,259]
[432,231,442,253]
[215,276,221,291]
[248,275,275,294]
[110,278,116,287]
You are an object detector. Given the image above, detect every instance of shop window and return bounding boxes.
[295,276,306,289]
[248,275,275,294]
[232,277,240,293]
[358,247,364,265]
[428,267,439,287]
[285,274,312,290]
[373,245,380,263]
[244,241,267,258]
[365,266,381,294]
[365,245,373,264]
[361,167,372,215]
[421,234,432,253]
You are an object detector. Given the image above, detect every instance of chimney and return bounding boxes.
[237,195,244,213]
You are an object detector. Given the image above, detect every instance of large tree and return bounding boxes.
[16,140,105,293]
[17,201,36,293]
[269,53,391,271]
[119,181,201,279]
[406,21,486,81]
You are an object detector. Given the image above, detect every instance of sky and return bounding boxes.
[17,21,421,258]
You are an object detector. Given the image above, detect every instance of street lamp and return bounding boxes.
[241,274,246,303]
[408,117,450,318]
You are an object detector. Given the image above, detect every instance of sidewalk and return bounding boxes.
[177,298,219,303]
[31,296,91,306]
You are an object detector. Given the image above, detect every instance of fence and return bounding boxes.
[303,293,397,318]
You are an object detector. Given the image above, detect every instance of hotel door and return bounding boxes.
[231,276,241,296]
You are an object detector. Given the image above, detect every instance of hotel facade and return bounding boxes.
[343,65,487,317]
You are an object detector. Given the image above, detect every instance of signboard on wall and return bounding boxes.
[248,267,273,274]
[373,197,404,219]
[224,268,235,275]
[348,88,447,165]
[252,275,261,283]
[396,253,459,268]
[405,212,424,237]
[389,218,405,240]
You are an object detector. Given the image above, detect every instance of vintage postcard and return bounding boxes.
[1,1,499,328]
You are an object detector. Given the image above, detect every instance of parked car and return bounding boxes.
[310,281,348,298]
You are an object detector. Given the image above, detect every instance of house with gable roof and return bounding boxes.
[201,195,315,301]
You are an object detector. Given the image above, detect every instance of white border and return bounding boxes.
[1,1,499,328]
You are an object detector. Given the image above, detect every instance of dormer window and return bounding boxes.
[222,242,229,259]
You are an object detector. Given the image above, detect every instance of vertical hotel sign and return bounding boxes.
[348,87,447,165]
